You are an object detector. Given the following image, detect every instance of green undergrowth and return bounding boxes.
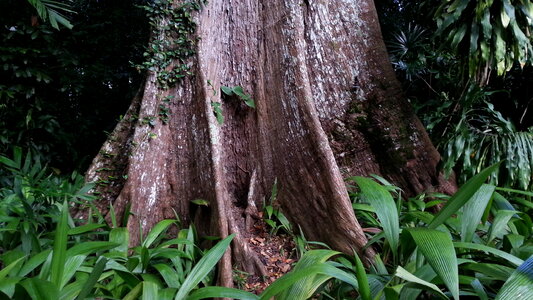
[1,148,532,299]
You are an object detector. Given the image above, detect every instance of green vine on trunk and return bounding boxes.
[137,0,207,90]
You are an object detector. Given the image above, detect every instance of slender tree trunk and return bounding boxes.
[82,0,455,286]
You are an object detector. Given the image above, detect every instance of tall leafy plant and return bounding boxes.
[26,0,74,29]
[442,92,533,190]
[435,0,533,84]
[342,164,533,299]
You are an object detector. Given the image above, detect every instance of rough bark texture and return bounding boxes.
[83,0,455,287]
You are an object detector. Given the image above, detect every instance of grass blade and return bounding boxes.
[395,266,448,299]
[50,201,69,287]
[61,255,86,289]
[407,228,459,300]
[0,257,26,280]
[142,219,175,248]
[174,234,234,300]
[495,255,533,299]
[399,264,437,300]
[259,262,358,300]
[187,287,259,300]
[123,282,142,300]
[354,252,371,300]
[429,162,500,229]
[154,264,181,288]
[66,241,119,257]
[278,250,342,300]
[68,224,105,236]
[453,242,523,266]
[470,278,488,300]
[75,256,108,300]
[354,177,399,256]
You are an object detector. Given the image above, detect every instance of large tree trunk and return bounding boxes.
[82,0,455,286]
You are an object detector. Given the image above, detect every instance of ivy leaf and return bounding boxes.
[220,86,234,96]
[191,199,210,207]
[211,102,224,125]
[243,96,255,108]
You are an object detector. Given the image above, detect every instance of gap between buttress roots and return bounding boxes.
[212,167,302,293]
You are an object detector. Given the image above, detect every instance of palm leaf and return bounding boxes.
[143,220,175,248]
[354,177,399,256]
[461,184,495,242]
[429,163,500,229]
[50,201,69,287]
[495,255,533,299]
[174,234,234,300]
[277,250,343,300]
[395,266,448,299]
[407,228,459,300]
[453,242,523,266]
[187,287,259,300]
[259,262,358,300]
[75,257,107,300]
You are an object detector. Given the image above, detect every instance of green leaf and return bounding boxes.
[67,223,106,236]
[462,263,514,281]
[220,86,234,96]
[72,256,107,300]
[0,256,26,281]
[354,177,399,256]
[142,281,159,300]
[51,201,69,288]
[66,242,119,257]
[211,102,224,124]
[0,278,21,298]
[461,184,495,242]
[488,210,516,242]
[469,22,479,54]
[174,234,234,300]
[260,262,358,300]
[0,155,18,168]
[109,227,129,255]
[496,255,533,299]
[244,98,255,108]
[191,199,210,207]
[470,278,488,300]
[187,287,259,300]
[61,255,86,289]
[123,282,142,300]
[59,281,84,300]
[278,250,344,300]
[75,257,107,300]
[142,219,175,248]
[453,242,523,266]
[450,23,467,49]
[407,228,459,300]
[395,266,448,299]
[496,187,533,197]
[354,252,371,300]
[429,163,500,229]
[399,264,437,300]
[155,264,181,289]
[20,278,59,300]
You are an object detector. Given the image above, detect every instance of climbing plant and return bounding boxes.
[137,0,207,89]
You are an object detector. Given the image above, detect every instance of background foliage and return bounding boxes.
[377,0,533,190]
[0,0,149,172]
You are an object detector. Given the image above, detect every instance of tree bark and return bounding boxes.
[82,0,455,287]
